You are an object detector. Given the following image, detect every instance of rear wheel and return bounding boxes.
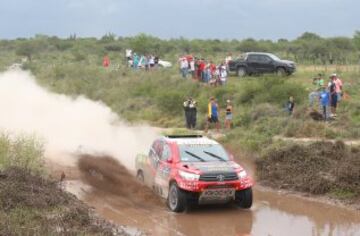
[167,182,187,212]
[237,67,246,77]
[235,188,253,209]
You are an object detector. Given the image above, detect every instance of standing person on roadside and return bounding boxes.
[286,96,295,116]
[103,55,110,68]
[333,74,343,103]
[133,53,139,69]
[319,86,330,121]
[188,98,197,129]
[205,97,220,133]
[183,97,197,129]
[179,57,189,78]
[309,73,324,109]
[183,98,191,129]
[225,53,232,72]
[328,74,338,117]
[189,59,195,79]
[224,99,233,129]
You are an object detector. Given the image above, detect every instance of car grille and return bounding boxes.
[199,172,238,182]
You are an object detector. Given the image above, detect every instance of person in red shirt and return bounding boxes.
[103,55,110,68]
[199,59,206,82]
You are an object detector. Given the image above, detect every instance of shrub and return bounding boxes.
[0,133,44,174]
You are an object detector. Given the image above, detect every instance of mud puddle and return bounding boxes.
[60,155,360,236]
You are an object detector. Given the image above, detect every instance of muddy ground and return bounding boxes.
[0,166,134,236]
[57,153,360,236]
[256,141,360,204]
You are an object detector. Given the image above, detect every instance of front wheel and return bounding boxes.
[235,188,253,209]
[167,182,187,212]
[276,67,286,76]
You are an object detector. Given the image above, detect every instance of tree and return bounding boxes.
[353,31,360,50]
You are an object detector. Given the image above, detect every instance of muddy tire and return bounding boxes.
[136,170,144,183]
[235,188,253,209]
[167,182,187,212]
[276,67,286,76]
[237,67,247,78]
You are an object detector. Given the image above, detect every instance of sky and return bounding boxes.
[0,0,359,40]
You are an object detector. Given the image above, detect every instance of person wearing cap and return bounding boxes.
[225,99,233,129]
[205,97,220,133]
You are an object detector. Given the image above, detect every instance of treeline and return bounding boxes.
[1,31,360,64]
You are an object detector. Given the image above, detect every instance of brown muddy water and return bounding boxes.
[60,155,360,236]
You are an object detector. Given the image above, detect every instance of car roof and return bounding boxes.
[162,135,219,146]
[246,52,274,56]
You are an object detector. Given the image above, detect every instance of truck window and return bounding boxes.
[247,55,259,62]
[260,55,272,63]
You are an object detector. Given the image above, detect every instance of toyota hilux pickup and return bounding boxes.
[135,135,253,212]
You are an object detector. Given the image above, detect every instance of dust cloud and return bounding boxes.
[0,69,158,170]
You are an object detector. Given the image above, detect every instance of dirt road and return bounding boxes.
[54,155,360,236]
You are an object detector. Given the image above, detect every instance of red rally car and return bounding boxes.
[135,135,254,212]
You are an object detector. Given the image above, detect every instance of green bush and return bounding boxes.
[0,133,44,174]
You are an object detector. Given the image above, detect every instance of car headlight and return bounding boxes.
[238,170,247,179]
[179,170,200,181]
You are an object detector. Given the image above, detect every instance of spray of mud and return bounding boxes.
[78,154,162,206]
[0,69,158,170]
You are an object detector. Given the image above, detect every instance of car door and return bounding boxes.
[246,54,261,73]
[156,142,173,198]
[258,55,275,73]
[144,140,162,187]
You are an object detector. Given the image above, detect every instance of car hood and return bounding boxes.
[280,59,295,65]
[181,161,240,173]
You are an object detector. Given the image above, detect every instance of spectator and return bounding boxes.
[286,96,295,115]
[149,55,155,68]
[224,99,233,129]
[225,53,232,72]
[319,86,330,121]
[183,97,197,129]
[189,59,195,79]
[333,74,343,103]
[219,63,228,85]
[328,74,338,117]
[103,55,110,68]
[309,73,324,108]
[205,97,220,133]
[133,53,139,69]
[199,59,206,82]
[179,57,189,78]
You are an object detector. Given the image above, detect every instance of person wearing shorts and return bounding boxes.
[205,97,220,132]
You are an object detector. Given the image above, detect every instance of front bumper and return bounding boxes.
[177,177,253,193]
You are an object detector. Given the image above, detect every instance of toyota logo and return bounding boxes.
[217,174,225,182]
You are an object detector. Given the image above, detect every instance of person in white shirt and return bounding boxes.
[179,57,189,78]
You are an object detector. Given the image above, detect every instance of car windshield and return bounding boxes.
[179,144,230,162]
[267,53,280,61]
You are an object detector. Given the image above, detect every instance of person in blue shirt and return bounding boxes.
[319,86,330,121]
[205,97,220,133]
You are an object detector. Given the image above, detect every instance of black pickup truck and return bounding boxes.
[228,52,296,77]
